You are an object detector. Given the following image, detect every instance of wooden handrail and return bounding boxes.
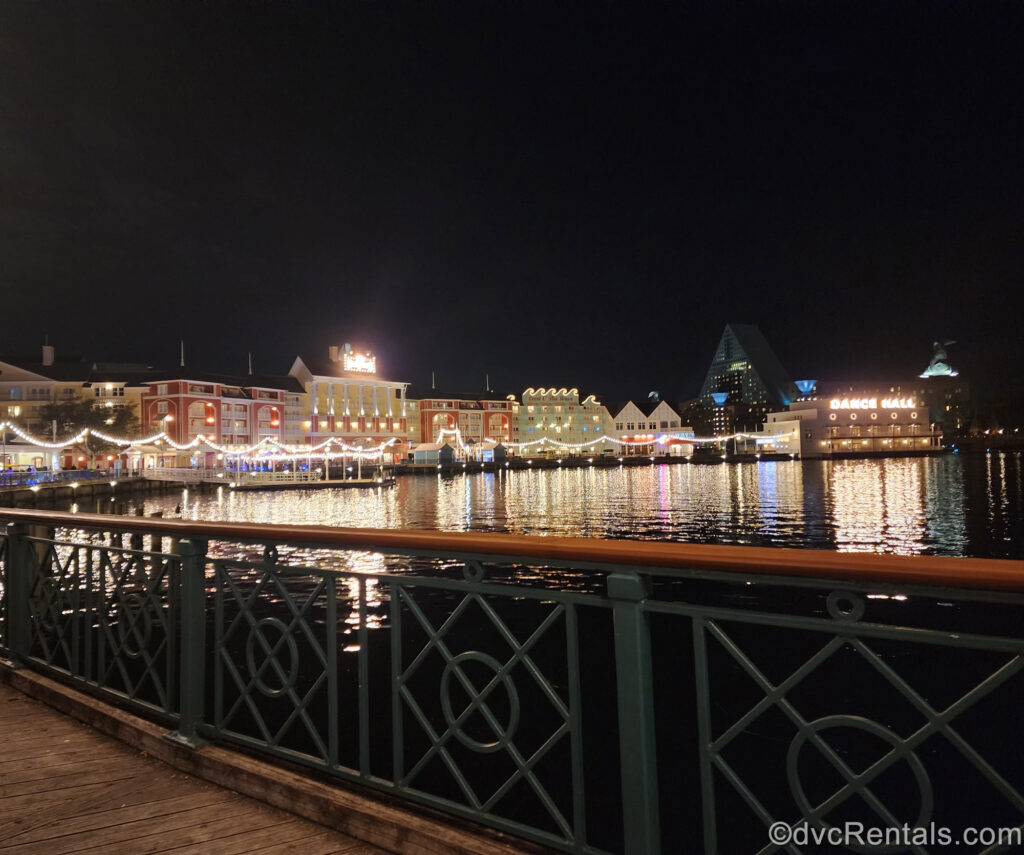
[3,507,1023,592]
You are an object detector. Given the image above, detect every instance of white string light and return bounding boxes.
[0,421,88,449]
[433,425,792,453]
[1,419,793,460]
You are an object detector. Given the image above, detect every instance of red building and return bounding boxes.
[411,389,515,445]
[139,372,304,464]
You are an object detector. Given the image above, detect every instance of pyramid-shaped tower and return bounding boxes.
[698,324,797,421]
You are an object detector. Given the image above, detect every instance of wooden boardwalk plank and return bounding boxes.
[0,775,197,839]
[0,741,101,765]
[1,788,238,846]
[70,808,292,855]
[238,831,370,855]
[2,800,267,855]
[0,752,137,786]
[153,818,338,855]
[0,764,138,800]
[0,722,91,746]
[0,682,389,855]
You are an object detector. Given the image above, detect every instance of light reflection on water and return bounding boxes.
[128,454,1024,559]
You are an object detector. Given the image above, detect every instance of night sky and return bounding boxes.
[2,1,1022,400]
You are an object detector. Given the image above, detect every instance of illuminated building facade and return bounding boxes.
[0,345,157,468]
[138,372,302,465]
[0,346,153,434]
[759,384,942,458]
[409,389,514,445]
[517,387,607,457]
[699,324,797,433]
[289,345,411,455]
[608,399,693,456]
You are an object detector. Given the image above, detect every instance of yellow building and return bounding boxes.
[289,344,413,458]
[516,387,608,457]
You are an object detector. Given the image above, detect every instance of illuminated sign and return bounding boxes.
[343,351,376,374]
[829,397,916,410]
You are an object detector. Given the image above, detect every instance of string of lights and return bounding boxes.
[0,422,396,459]
[433,426,790,451]
[1,420,791,461]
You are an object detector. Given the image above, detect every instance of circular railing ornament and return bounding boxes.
[246,617,299,697]
[827,590,866,622]
[463,560,486,583]
[786,715,933,854]
[116,592,152,658]
[440,651,520,753]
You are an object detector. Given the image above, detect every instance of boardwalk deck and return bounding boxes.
[0,683,386,855]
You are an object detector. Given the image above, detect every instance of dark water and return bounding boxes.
[43,454,1024,852]
[119,453,1024,559]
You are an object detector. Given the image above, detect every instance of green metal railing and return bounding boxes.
[2,508,1024,853]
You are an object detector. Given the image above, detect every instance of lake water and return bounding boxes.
[127,453,1024,559]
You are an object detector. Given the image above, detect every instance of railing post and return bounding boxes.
[4,522,33,666]
[167,537,208,747]
[608,570,661,855]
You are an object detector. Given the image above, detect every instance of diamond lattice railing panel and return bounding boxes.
[95,545,175,712]
[28,541,83,674]
[690,596,1024,855]
[21,534,178,715]
[214,558,336,765]
[394,582,576,841]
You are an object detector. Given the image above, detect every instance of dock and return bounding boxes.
[0,665,536,855]
[0,680,383,855]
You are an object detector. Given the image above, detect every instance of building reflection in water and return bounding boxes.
[137,456,1017,564]
[827,458,968,556]
[40,455,1022,656]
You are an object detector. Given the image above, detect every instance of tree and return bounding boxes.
[38,400,141,468]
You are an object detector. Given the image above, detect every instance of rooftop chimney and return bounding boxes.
[42,344,55,366]
[329,345,339,362]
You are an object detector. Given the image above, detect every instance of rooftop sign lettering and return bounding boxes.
[830,397,916,410]
[343,351,376,374]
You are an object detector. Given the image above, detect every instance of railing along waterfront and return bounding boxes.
[141,467,326,485]
[0,469,136,488]
[2,509,1024,854]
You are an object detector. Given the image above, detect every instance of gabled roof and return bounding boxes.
[611,398,681,419]
[412,441,456,452]
[139,370,305,393]
[291,354,406,384]
[633,399,661,418]
[0,354,92,382]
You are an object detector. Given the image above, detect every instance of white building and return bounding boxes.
[757,390,942,458]
[608,399,694,456]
